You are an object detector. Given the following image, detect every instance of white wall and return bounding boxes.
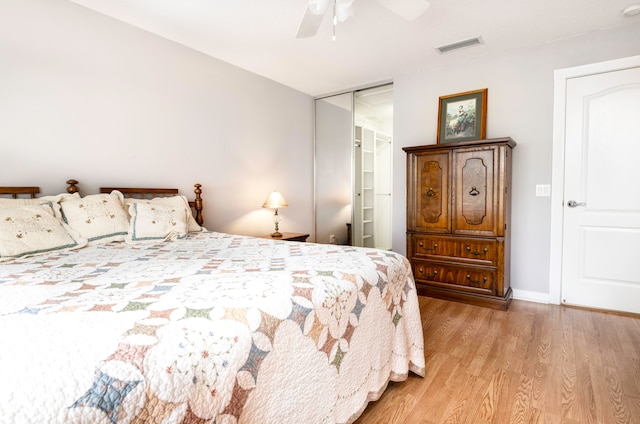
[392,23,640,300]
[0,0,314,238]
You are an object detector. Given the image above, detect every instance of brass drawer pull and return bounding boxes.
[466,246,488,256]
[466,274,488,285]
[418,268,438,278]
[426,188,436,197]
[469,186,480,196]
[419,242,438,251]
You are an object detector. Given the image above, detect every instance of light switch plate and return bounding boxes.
[536,184,551,197]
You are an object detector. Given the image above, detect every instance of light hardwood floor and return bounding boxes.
[356,296,640,424]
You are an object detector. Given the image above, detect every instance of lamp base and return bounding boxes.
[271,231,283,238]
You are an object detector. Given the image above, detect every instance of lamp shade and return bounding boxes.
[262,191,288,209]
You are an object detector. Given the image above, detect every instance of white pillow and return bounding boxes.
[0,192,80,221]
[0,204,87,261]
[60,191,129,244]
[124,195,202,232]
[125,202,188,244]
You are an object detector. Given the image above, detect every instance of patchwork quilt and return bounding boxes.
[0,232,425,423]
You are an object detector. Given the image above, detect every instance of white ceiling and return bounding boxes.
[68,0,640,97]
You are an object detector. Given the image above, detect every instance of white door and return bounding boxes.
[560,65,640,313]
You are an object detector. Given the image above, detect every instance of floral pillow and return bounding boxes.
[0,203,87,261]
[124,195,202,232]
[60,191,129,244]
[126,202,188,244]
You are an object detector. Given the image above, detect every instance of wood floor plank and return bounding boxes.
[494,370,522,423]
[356,352,448,424]
[627,358,640,399]
[526,407,545,424]
[617,357,640,400]
[627,395,640,424]
[467,312,505,379]
[508,373,534,423]
[528,361,548,411]
[439,373,488,424]
[414,357,464,422]
[446,305,489,361]
[472,369,509,424]
[604,366,632,424]
[559,308,580,422]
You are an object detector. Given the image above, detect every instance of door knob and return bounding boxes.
[567,200,586,208]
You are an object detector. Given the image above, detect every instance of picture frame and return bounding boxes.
[437,88,487,143]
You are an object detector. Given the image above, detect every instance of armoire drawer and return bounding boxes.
[411,235,497,266]
[412,260,496,295]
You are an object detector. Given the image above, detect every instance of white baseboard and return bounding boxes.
[512,289,552,304]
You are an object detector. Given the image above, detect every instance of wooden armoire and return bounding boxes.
[403,138,515,310]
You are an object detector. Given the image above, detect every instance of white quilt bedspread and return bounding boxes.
[0,232,424,424]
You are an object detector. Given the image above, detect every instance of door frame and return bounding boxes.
[549,54,640,305]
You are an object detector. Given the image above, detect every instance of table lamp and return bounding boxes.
[262,191,288,237]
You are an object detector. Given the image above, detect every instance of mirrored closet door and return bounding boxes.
[315,84,393,249]
[315,93,353,246]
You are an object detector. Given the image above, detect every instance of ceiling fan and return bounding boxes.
[296,0,431,39]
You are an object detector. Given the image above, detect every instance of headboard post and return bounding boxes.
[193,184,203,226]
[66,179,79,195]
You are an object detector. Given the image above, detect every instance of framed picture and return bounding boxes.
[437,88,487,143]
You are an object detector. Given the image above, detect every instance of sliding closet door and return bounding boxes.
[354,85,394,250]
[315,94,353,245]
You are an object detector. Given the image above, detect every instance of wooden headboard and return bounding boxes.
[66,179,204,226]
[0,186,40,198]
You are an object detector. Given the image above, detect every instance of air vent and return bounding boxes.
[436,36,483,54]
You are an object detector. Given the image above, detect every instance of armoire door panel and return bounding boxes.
[413,152,450,232]
[454,149,497,236]
[461,157,488,225]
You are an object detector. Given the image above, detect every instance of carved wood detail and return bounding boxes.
[420,160,443,223]
[461,157,487,225]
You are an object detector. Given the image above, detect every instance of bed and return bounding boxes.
[0,180,425,424]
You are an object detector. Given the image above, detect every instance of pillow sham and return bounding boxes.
[123,195,202,232]
[0,203,87,261]
[60,191,129,244]
[125,202,188,244]
[0,192,80,221]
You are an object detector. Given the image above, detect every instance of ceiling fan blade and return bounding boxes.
[296,4,326,38]
[375,0,430,21]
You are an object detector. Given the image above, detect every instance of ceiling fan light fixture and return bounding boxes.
[375,0,430,21]
[309,0,330,15]
[297,0,429,40]
[336,0,354,22]
[436,36,484,54]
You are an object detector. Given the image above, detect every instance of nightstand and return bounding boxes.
[260,232,309,242]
